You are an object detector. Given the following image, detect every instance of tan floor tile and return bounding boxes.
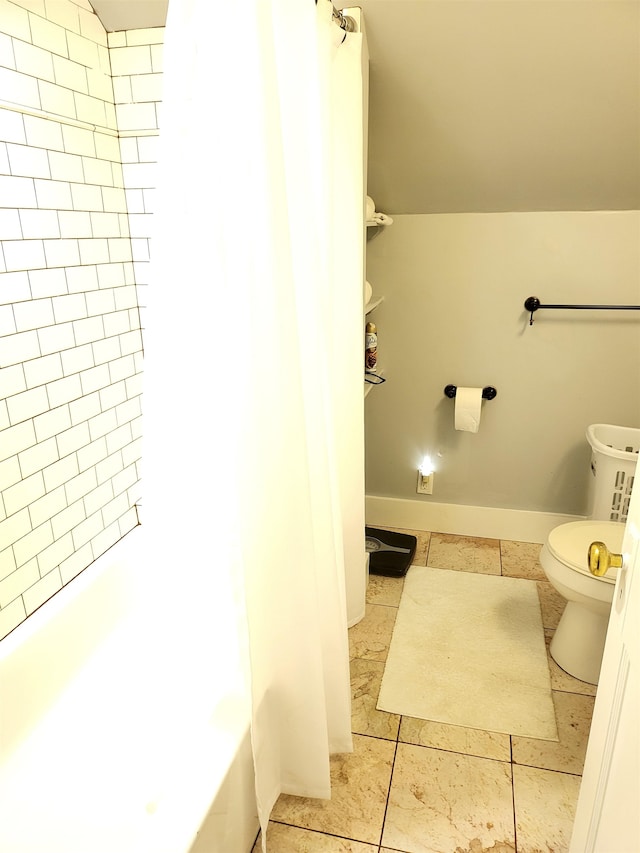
[399,715,511,762]
[382,743,515,853]
[500,540,545,580]
[427,533,502,574]
[513,764,581,853]
[270,734,395,845]
[255,823,378,852]
[348,603,397,662]
[545,638,597,696]
[350,658,401,739]
[512,691,595,775]
[537,580,565,632]
[367,573,405,607]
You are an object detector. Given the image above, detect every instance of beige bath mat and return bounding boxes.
[377,566,558,740]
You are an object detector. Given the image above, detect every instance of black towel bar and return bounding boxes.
[525,296,640,325]
[444,385,497,400]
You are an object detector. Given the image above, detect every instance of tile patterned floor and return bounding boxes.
[255,529,596,853]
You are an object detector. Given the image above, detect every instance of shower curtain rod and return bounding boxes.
[315,0,357,33]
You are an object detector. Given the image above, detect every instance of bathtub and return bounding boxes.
[0,526,259,853]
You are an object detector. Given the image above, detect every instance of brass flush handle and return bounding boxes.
[588,541,624,577]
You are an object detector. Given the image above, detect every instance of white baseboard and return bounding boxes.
[365,495,584,544]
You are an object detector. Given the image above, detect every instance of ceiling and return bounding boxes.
[90,0,640,215]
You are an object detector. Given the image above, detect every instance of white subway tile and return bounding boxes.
[87,407,116,440]
[78,7,106,46]
[78,237,108,265]
[115,102,156,132]
[65,263,98,293]
[113,284,138,311]
[126,28,164,47]
[34,402,71,441]
[60,341,93,373]
[46,373,81,407]
[105,421,131,455]
[96,261,124,288]
[52,53,87,93]
[38,79,77,119]
[117,213,128,237]
[64,467,97,505]
[0,399,8,432]
[0,209,22,239]
[0,508,31,552]
[43,237,80,267]
[29,484,66,534]
[71,0,95,13]
[100,493,128,527]
[102,309,129,337]
[66,30,98,68]
[108,353,134,383]
[0,271,30,304]
[107,31,126,49]
[43,452,79,492]
[7,142,50,179]
[130,245,149,267]
[19,208,60,239]
[85,286,115,315]
[137,136,158,164]
[77,435,106,471]
[89,211,119,238]
[3,239,46,272]
[62,123,95,157]
[80,362,109,394]
[150,43,163,73]
[0,3,30,40]
[53,293,87,323]
[130,73,163,104]
[121,434,141,468]
[115,396,140,426]
[0,545,18,583]
[110,45,151,77]
[0,364,26,399]
[0,456,22,492]
[57,420,89,457]
[52,498,85,540]
[0,175,37,207]
[83,480,112,516]
[12,1,46,16]
[126,212,152,240]
[86,66,113,102]
[95,451,122,484]
[44,0,80,33]
[3,471,45,516]
[93,132,119,162]
[29,14,68,58]
[107,237,132,262]
[0,65,40,108]
[34,178,73,209]
[13,38,55,83]
[0,32,15,70]
[23,566,64,614]
[72,508,102,549]
[70,182,103,211]
[48,150,83,182]
[118,137,138,165]
[112,165,124,192]
[13,297,54,332]
[29,266,67,298]
[112,461,136,495]
[0,329,40,366]
[0,304,15,336]
[58,209,92,238]
[58,540,91,585]
[101,185,126,212]
[0,109,26,144]
[112,75,132,105]
[18,434,59,477]
[0,141,9,174]
[69,390,100,424]
[118,506,138,537]
[36,532,74,576]
[23,114,64,151]
[99,378,125,411]
[0,561,40,607]
[7,385,48,424]
[91,334,120,365]
[74,91,106,126]
[73,314,104,345]
[24,352,63,389]
[38,320,74,355]
[124,188,144,213]
[81,157,113,188]
[0,596,28,639]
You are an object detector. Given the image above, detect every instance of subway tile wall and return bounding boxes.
[0,0,164,640]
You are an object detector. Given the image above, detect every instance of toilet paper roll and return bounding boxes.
[364,280,373,306]
[365,196,376,221]
[454,387,483,433]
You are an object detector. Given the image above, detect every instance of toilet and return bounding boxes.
[540,519,624,684]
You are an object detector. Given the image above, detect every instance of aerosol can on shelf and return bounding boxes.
[365,321,377,372]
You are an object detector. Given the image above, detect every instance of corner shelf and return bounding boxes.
[365,296,384,315]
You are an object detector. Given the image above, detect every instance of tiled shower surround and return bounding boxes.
[0,0,164,640]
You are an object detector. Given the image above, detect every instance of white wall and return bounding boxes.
[0,0,162,640]
[364,211,640,521]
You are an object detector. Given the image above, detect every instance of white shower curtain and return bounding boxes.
[144,0,365,842]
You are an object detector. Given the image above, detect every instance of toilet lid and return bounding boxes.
[547,521,625,583]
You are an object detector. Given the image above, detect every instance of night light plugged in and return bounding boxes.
[417,456,434,495]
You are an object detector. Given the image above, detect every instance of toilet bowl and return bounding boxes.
[540,520,624,685]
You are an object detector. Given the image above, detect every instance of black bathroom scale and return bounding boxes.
[365,526,417,577]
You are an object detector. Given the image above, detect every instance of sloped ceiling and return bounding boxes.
[90,0,640,215]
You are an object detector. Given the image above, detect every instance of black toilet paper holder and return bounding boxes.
[444,385,497,400]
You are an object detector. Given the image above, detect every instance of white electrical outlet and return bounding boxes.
[417,469,434,495]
